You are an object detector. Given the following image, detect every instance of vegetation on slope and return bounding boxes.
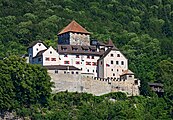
[1,0,173,119]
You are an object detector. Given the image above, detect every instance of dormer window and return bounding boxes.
[117,54,120,57]
[76,55,79,58]
[111,54,114,57]
[64,54,68,57]
[73,48,78,51]
[62,48,67,51]
[38,43,41,46]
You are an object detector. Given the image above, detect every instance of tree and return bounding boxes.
[0,56,53,110]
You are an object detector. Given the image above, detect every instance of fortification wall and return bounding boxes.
[49,72,140,96]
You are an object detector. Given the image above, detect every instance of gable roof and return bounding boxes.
[121,70,134,75]
[105,39,118,50]
[27,40,47,50]
[33,49,47,58]
[58,20,90,35]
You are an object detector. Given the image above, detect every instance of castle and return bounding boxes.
[28,20,140,96]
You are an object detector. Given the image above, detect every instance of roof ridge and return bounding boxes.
[58,20,90,35]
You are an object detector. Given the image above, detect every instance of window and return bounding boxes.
[62,48,67,51]
[92,62,97,66]
[71,71,74,74]
[50,51,52,54]
[101,61,102,65]
[129,75,132,77]
[38,43,41,46]
[45,57,50,61]
[111,60,113,64]
[92,50,96,52]
[121,61,124,65]
[76,72,79,74]
[117,54,120,57]
[93,70,94,72]
[87,55,90,59]
[117,69,119,72]
[73,48,78,51]
[51,58,56,61]
[55,70,58,74]
[36,48,38,51]
[116,61,119,65]
[86,62,91,65]
[111,69,113,71]
[76,61,80,64]
[87,69,89,72]
[135,80,138,85]
[64,54,68,57]
[64,61,69,64]
[96,70,97,73]
[64,71,66,74]
[38,58,42,62]
[91,56,94,59]
[113,73,115,76]
[111,54,114,57]
[76,55,79,58]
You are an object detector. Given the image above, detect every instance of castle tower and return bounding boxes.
[58,20,90,45]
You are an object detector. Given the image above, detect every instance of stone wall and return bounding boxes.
[49,71,140,96]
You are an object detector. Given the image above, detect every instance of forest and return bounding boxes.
[0,0,173,119]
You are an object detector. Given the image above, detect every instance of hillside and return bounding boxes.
[1,0,173,117]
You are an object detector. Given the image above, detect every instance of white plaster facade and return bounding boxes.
[98,49,128,79]
[28,42,47,64]
[59,54,99,77]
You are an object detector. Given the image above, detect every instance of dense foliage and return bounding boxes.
[0,56,53,111]
[1,0,173,119]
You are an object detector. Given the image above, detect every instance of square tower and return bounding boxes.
[58,20,90,46]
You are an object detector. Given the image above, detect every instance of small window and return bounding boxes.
[92,62,97,66]
[86,62,91,65]
[93,70,94,72]
[87,55,90,59]
[38,58,42,62]
[129,75,132,77]
[111,54,114,57]
[111,60,113,64]
[116,61,119,65]
[45,57,50,61]
[111,69,113,71]
[55,70,58,74]
[87,69,89,72]
[71,71,74,74]
[121,61,124,65]
[64,61,69,64]
[36,48,38,51]
[96,70,97,73]
[76,72,79,74]
[135,80,138,85]
[76,61,80,64]
[113,73,115,76]
[101,61,102,65]
[38,43,41,46]
[91,56,94,59]
[76,55,79,58]
[64,54,68,57]
[50,51,52,54]
[64,71,66,74]
[117,69,119,72]
[51,58,56,61]
[117,54,120,57]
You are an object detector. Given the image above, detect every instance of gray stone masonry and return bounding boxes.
[49,72,140,96]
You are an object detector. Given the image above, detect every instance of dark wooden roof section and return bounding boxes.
[57,45,103,56]
[27,40,46,49]
[58,20,90,35]
[44,65,81,70]
[33,49,47,58]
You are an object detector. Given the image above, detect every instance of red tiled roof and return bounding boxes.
[58,20,90,35]
[121,70,134,75]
